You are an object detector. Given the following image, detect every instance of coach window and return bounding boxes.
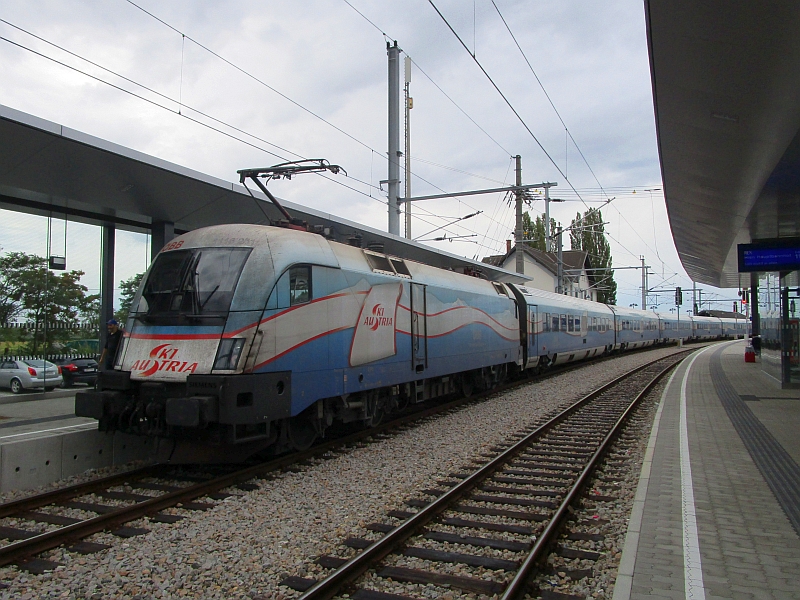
[567,315,575,332]
[552,315,559,331]
[560,314,567,331]
[289,266,311,305]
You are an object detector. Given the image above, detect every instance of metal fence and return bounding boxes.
[1,321,99,330]
[1,354,99,362]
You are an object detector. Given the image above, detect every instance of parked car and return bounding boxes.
[49,357,99,387]
[0,359,63,393]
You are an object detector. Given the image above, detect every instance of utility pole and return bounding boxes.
[404,56,412,239]
[641,256,647,310]
[557,225,564,294]
[543,182,558,252]
[515,156,524,274]
[387,41,401,236]
[692,281,697,314]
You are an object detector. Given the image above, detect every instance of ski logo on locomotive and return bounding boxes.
[364,303,393,332]
[349,283,402,367]
[130,343,200,377]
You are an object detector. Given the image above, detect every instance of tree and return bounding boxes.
[569,210,617,304]
[115,272,145,324]
[521,212,557,252]
[0,252,98,352]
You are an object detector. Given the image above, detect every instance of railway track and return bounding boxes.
[280,351,688,600]
[0,345,688,577]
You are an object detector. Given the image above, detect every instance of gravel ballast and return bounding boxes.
[0,345,689,599]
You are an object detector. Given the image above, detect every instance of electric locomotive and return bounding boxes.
[77,224,522,461]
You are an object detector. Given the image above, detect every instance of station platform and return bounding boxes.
[614,340,800,600]
[0,387,95,441]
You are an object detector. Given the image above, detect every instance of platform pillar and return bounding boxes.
[150,220,174,262]
[99,222,115,351]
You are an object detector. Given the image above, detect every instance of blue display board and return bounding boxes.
[738,238,800,272]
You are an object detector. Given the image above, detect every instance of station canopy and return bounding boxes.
[0,104,524,283]
[646,1,800,287]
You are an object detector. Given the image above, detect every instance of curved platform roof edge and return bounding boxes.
[0,103,526,284]
[646,1,800,288]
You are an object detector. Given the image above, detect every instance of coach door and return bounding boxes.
[410,283,428,372]
[527,304,538,367]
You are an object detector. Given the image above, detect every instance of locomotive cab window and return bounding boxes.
[137,247,251,321]
[290,266,311,305]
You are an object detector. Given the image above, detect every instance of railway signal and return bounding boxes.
[675,286,682,306]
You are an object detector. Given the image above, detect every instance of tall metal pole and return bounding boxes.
[387,41,401,236]
[641,256,646,310]
[404,56,412,239]
[557,225,563,294]
[514,155,524,274]
[545,184,551,252]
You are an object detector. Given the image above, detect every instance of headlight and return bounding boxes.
[213,338,246,370]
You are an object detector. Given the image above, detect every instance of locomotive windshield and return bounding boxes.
[134,247,251,321]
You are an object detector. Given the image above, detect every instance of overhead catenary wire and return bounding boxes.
[125,0,517,243]
[489,0,610,202]
[0,21,512,250]
[425,1,677,279]
[426,0,591,214]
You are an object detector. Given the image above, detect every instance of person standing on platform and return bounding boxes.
[100,319,123,370]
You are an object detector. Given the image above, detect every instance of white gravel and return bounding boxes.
[0,345,687,599]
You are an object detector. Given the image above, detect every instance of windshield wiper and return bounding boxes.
[200,284,220,310]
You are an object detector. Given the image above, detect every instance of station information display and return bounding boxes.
[738,238,800,272]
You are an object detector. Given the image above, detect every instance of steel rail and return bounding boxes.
[298,351,691,600]
[0,345,688,569]
[0,464,162,518]
[0,354,582,566]
[501,354,683,598]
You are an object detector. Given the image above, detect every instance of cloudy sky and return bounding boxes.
[0,0,736,311]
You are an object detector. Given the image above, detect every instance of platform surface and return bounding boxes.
[615,340,800,600]
[0,388,94,441]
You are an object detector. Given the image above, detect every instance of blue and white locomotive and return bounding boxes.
[76,223,748,461]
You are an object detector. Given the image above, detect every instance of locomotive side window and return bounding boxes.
[492,282,508,296]
[289,266,311,305]
[390,258,412,277]
[368,253,393,273]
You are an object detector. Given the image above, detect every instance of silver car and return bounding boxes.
[0,359,63,393]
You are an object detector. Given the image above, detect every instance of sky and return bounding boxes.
[0,0,740,312]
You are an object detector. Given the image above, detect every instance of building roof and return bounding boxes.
[697,310,747,319]
[482,245,593,282]
[646,1,800,287]
[0,104,527,284]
